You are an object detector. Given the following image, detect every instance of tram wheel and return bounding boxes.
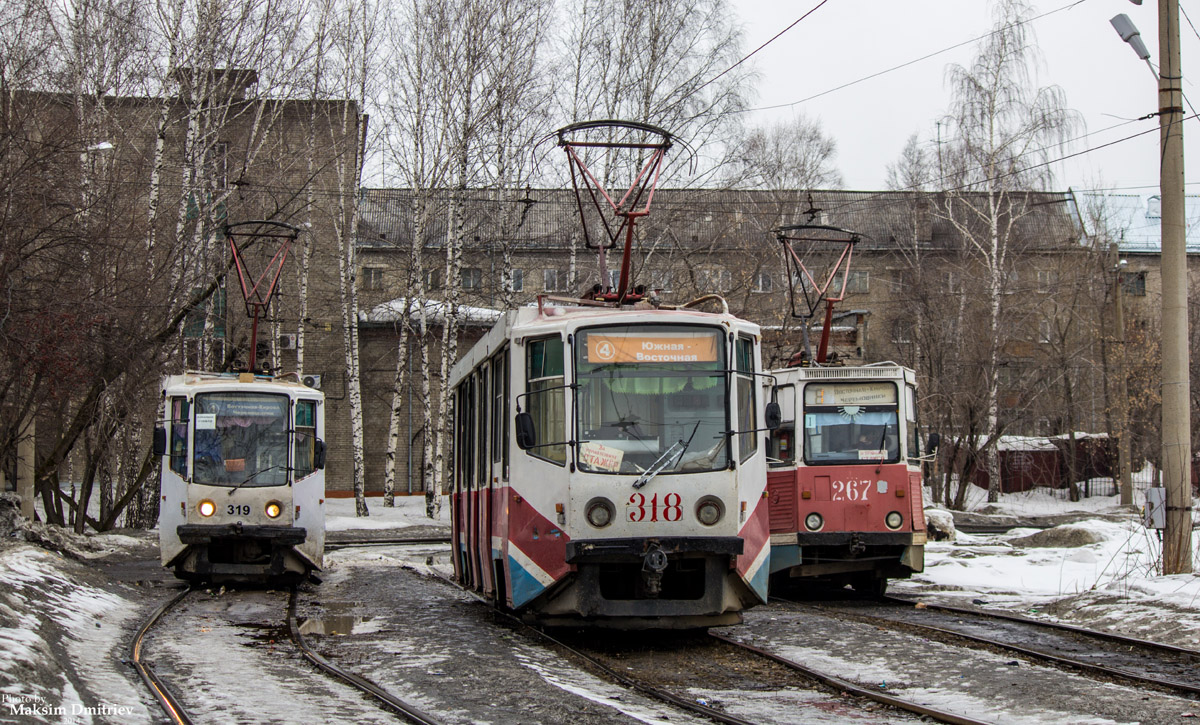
[851,574,888,597]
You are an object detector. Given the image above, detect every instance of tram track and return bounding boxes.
[786,594,1200,700]
[432,569,978,724]
[128,587,195,725]
[129,584,442,725]
[323,535,451,551]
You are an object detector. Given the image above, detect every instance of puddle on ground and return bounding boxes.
[298,600,375,636]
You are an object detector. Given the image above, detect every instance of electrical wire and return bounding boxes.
[685,0,830,101]
[730,0,1092,115]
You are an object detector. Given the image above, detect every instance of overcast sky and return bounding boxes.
[729,0,1192,195]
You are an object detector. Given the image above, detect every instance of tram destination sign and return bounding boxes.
[586,333,718,364]
[805,382,896,407]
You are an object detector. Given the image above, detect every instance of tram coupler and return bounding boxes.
[641,544,669,597]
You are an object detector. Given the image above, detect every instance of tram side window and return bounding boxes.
[170,397,189,475]
[525,336,565,464]
[491,350,508,475]
[767,385,795,465]
[905,384,920,460]
[295,400,317,480]
[735,336,758,462]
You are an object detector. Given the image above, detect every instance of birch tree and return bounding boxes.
[939,0,1079,502]
[326,0,381,517]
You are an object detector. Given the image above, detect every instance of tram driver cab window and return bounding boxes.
[193,392,290,486]
[523,336,566,464]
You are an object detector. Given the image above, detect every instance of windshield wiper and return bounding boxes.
[227,465,287,495]
[632,422,700,490]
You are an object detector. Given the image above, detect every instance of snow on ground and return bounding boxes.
[0,544,152,724]
[5,485,1200,723]
[904,482,1200,648]
[324,494,450,532]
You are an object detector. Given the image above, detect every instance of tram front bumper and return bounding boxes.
[560,537,744,619]
[175,524,308,578]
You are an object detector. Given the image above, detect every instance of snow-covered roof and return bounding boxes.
[360,298,501,327]
[996,435,1060,452]
[1071,191,1200,253]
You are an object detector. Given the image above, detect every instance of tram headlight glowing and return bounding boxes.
[804,512,823,531]
[885,511,904,530]
[695,497,724,526]
[265,501,282,519]
[197,499,216,517]
[585,498,614,528]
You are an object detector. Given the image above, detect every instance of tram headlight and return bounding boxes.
[265,501,283,519]
[804,512,823,531]
[695,497,724,526]
[585,498,614,528]
[197,499,216,518]
[885,511,904,530]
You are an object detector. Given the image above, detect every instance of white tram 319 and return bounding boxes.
[154,371,327,583]
[449,301,778,629]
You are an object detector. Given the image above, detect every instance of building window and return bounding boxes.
[1037,270,1058,293]
[1038,318,1054,344]
[752,271,774,293]
[362,267,384,291]
[846,269,869,294]
[891,319,914,345]
[510,268,524,292]
[462,267,482,290]
[427,268,443,291]
[647,269,672,292]
[945,270,962,295]
[696,268,731,292]
[1121,270,1146,296]
[544,269,570,292]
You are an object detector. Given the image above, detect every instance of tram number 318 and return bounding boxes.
[627,492,683,522]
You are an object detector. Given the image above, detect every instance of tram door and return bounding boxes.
[475,365,492,596]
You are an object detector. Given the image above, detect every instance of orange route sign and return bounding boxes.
[586,333,718,364]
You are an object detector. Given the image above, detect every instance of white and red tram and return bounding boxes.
[155,371,327,582]
[449,302,776,628]
[766,362,927,595]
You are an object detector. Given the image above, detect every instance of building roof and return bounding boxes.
[357,188,1081,253]
[360,298,501,327]
[1069,191,1200,253]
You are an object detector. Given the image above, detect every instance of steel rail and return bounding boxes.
[286,587,443,725]
[709,631,989,725]
[884,595,1200,658]
[324,535,451,551]
[801,598,1200,698]
[427,569,761,725]
[128,587,194,725]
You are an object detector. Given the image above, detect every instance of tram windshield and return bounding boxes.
[803,381,900,465]
[575,325,728,474]
[193,392,290,486]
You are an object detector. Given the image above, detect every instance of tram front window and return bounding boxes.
[575,325,728,475]
[803,381,900,465]
[193,392,289,486]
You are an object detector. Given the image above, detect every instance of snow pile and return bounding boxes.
[0,545,151,722]
[924,508,956,541]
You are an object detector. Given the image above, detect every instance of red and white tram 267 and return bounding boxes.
[766,363,927,595]
[449,303,778,629]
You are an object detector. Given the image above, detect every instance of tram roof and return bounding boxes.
[161,371,319,395]
[449,302,761,385]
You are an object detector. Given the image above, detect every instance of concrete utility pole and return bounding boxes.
[1158,0,1194,574]
[1110,244,1134,507]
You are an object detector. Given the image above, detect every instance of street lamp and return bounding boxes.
[1111,5,1193,574]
